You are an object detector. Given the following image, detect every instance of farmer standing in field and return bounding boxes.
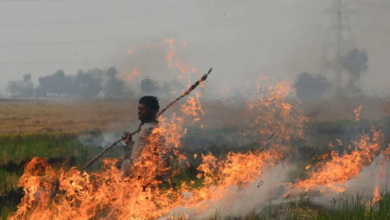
[121,96,170,183]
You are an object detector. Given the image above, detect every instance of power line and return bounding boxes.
[0,27,328,65]
[0,3,324,47]
[0,35,136,47]
[0,1,214,27]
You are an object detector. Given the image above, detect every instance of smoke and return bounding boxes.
[341,49,369,94]
[313,155,390,208]
[78,131,125,148]
[162,155,390,220]
[341,49,369,82]
[162,164,292,220]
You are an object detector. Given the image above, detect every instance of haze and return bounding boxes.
[0,0,389,96]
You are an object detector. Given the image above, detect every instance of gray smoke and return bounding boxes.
[159,164,292,220]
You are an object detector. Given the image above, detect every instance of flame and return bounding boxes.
[181,92,204,121]
[373,184,381,204]
[354,105,362,121]
[175,62,189,73]
[123,38,193,83]
[127,47,137,54]
[165,38,175,69]
[286,129,382,196]
[121,68,141,81]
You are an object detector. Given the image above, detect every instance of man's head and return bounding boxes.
[138,96,160,122]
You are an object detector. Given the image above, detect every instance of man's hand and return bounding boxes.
[123,132,132,145]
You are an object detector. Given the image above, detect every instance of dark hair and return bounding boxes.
[139,96,160,112]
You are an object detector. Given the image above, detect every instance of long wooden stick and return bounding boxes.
[83,68,213,170]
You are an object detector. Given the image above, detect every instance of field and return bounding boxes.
[1,97,390,219]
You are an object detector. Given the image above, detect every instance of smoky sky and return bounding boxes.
[0,0,389,96]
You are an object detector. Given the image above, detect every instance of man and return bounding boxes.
[121,96,169,182]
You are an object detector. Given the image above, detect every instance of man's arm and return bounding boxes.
[123,132,135,159]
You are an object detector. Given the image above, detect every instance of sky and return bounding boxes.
[0,0,389,96]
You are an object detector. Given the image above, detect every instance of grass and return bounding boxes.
[0,99,140,134]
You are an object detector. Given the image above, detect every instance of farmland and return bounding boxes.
[1,97,390,219]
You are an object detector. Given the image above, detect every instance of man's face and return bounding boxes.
[138,103,154,121]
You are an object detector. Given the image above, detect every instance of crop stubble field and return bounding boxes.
[2,97,390,219]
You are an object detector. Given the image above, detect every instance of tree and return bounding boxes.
[37,70,74,97]
[6,74,34,97]
[294,72,332,100]
[341,49,368,93]
[140,78,159,95]
[103,67,124,98]
[21,74,34,97]
[6,81,23,96]
[341,49,368,81]
[73,69,103,99]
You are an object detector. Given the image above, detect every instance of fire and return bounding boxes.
[354,105,362,121]
[11,76,309,219]
[373,184,381,204]
[287,129,383,196]
[121,68,141,81]
[127,47,137,54]
[121,38,197,91]
[165,38,175,69]
[10,111,189,220]
[181,92,204,122]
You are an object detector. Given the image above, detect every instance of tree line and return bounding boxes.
[7,48,368,100]
[6,67,185,99]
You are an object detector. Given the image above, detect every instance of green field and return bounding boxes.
[1,117,390,219]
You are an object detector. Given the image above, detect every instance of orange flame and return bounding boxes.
[121,68,141,81]
[286,129,382,196]
[373,184,381,204]
[354,105,362,121]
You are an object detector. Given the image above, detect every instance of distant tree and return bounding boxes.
[140,78,160,95]
[341,49,368,81]
[294,72,332,100]
[341,49,368,94]
[73,69,103,99]
[21,74,34,97]
[6,81,23,96]
[103,67,124,98]
[37,70,74,97]
[6,74,34,97]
